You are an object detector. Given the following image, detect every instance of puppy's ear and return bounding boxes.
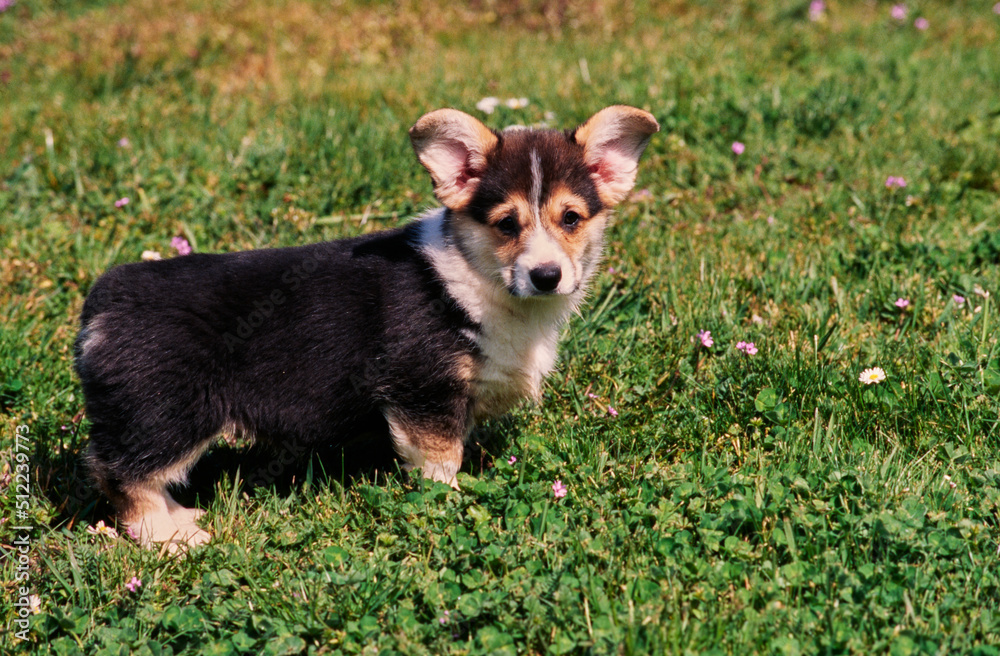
[410,109,499,211]
[573,105,659,206]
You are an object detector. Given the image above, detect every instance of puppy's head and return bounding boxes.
[410,106,658,298]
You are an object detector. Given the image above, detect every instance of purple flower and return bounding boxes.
[914,17,929,30]
[171,236,192,256]
[0,0,14,13]
[735,341,758,355]
[895,297,910,309]
[697,330,714,348]
[953,294,965,305]
[808,0,825,21]
[552,480,567,498]
[125,576,142,593]
[607,405,618,417]
[885,176,907,189]
[115,197,130,208]
[731,141,745,156]
[891,4,907,21]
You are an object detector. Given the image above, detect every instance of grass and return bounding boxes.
[2,0,1000,653]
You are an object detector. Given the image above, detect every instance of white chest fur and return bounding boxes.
[468,296,567,419]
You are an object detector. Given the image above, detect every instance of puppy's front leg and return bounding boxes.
[385,410,465,489]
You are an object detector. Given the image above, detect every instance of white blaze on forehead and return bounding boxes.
[529,149,543,222]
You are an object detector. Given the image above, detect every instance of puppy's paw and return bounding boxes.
[129,509,211,551]
[167,525,212,552]
[421,461,461,490]
[169,506,206,524]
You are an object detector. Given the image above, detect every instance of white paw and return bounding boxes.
[170,506,206,524]
[129,510,211,550]
[421,461,461,490]
[165,524,212,552]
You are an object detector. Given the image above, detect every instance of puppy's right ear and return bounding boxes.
[410,109,499,211]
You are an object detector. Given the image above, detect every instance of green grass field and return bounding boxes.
[2,0,1000,653]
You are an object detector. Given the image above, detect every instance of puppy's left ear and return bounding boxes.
[573,105,659,206]
[410,109,499,211]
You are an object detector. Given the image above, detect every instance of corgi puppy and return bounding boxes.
[74,105,658,548]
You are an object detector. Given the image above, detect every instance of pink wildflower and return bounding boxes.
[731,141,745,155]
[117,137,130,148]
[894,298,910,309]
[507,455,517,465]
[697,330,714,348]
[808,0,825,21]
[115,197,130,208]
[891,4,907,20]
[0,0,13,13]
[885,176,907,189]
[995,3,1000,15]
[607,405,618,417]
[953,294,965,305]
[552,480,567,498]
[125,576,142,593]
[736,341,758,355]
[914,17,928,30]
[171,236,192,256]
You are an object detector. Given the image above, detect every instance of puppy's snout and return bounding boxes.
[529,263,562,293]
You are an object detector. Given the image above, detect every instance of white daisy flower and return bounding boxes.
[859,367,887,385]
[475,96,501,114]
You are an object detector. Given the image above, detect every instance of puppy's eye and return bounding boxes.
[496,214,519,236]
[562,210,582,227]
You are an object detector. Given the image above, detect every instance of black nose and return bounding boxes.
[529,263,562,293]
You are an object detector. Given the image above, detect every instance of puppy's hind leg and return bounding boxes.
[126,482,211,550]
[89,436,214,550]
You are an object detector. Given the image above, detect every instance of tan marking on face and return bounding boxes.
[540,185,601,260]
[484,192,536,269]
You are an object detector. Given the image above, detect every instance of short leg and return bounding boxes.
[77,309,224,550]
[385,410,465,489]
[88,435,215,550]
[124,484,211,550]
